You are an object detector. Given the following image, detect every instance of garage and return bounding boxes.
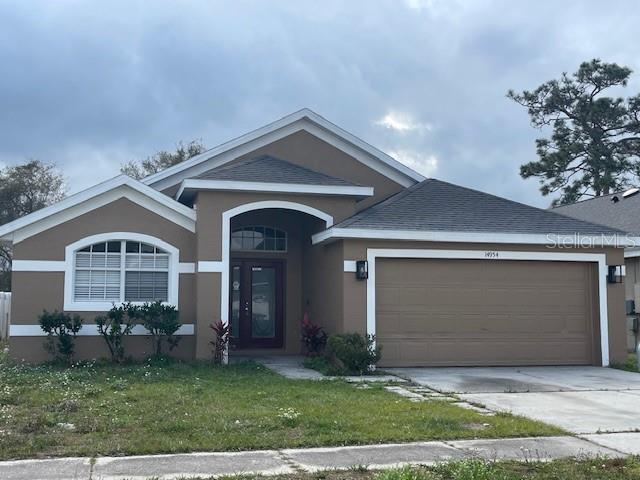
[375,257,600,367]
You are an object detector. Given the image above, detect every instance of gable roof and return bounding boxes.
[197,155,359,186]
[141,109,425,192]
[175,155,374,201]
[553,191,640,235]
[312,179,632,246]
[0,175,197,243]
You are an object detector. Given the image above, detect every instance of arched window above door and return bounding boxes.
[231,226,287,252]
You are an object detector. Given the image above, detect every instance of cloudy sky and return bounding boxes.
[1,0,639,207]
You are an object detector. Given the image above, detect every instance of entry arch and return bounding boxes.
[220,201,334,322]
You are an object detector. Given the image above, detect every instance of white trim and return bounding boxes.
[175,179,374,200]
[142,109,424,191]
[312,227,640,248]
[0,175,197,243]
[365,248,610,367]
[625,248,640,258]
[343,260,357,272]
[63,232,180,312]
[197,261,224,273]
[10,324,194,337]
[178,262,196,274]
[12,260,65,272]
[220,201,334,323]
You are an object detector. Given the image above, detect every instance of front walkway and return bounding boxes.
[255,355,404,382]
[1,435,634,480]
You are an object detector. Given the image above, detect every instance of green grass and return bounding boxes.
[611,354,639,373]
[162,458,640,480]
[0,358,563,460]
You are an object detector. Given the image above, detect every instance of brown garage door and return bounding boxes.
[376,258,599,367]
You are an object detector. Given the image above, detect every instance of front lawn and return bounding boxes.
[0,358,562,460]
[187,458,640,480]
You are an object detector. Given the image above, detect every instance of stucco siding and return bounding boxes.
[9,197,197,362]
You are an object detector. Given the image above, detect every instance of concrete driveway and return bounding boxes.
[386,366,640,436]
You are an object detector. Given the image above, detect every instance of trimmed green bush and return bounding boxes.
[38,310,83,363]
[137,301,181,356]
[95,303,137,363]
[326,332,381,375]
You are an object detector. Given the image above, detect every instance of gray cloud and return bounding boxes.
[1,0,639,206]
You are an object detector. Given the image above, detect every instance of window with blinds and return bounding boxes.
[74,241,169,303]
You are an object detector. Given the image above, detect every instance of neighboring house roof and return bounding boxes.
[196,155,359,186]
[141,108,425,191]
[553,191,640,235]
[0,175,197,243]
[176,155,374,200]
[312,179,632,245]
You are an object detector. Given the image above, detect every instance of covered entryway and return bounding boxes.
[224,202,334,354]
[375,257,600,367]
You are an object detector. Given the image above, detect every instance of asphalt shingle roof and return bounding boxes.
[553,191,640,235]
[336,178,625,236]
[194,155,359,187]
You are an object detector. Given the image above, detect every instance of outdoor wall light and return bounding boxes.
[356,260,368,280]
[608,265,624,284]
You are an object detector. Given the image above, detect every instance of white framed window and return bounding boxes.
[64,233,179,311]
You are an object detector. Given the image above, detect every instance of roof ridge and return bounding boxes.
[553,191,623,209]
[335,177,627,236]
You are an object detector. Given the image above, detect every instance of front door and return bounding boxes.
[230,259,284,348]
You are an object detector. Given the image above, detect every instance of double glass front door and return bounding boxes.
[230,259,284,348]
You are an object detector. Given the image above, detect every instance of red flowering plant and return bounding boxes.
[210,320,231,365]
[300,312,327,356]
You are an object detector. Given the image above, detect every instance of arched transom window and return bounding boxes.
[74,240,169,303]
[231,226,287,252]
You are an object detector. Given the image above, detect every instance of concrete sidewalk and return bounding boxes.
[1,434,635,480]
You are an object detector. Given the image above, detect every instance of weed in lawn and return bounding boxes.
[0,359,562,460]
[610,354,639,373]
[376,465,437,480]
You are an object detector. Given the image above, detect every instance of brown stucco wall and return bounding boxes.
[10,336,196,364]
[340,239,626,365]
[301,239,344,336]
[14,198,195,262]
[227,130,406,210]
[193,190,357,358]
[9,197,197,363]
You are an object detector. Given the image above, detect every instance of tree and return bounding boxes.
[508,59,640,206]
[0,160,66,290]
[121,139,206,180]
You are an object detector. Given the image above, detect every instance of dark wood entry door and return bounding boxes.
[230,259,284,348]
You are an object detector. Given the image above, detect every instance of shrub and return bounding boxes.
[137,301,181,356]
[95,303,137,363]
[326,332,381,375]
[38,310,83,363]
[210,320,231,365]
[300,312,327,356]
[303,355,346,376]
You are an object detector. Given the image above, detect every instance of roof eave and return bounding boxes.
[311,227,636,248]
[0,175,197,244]
[175,179,374,201]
